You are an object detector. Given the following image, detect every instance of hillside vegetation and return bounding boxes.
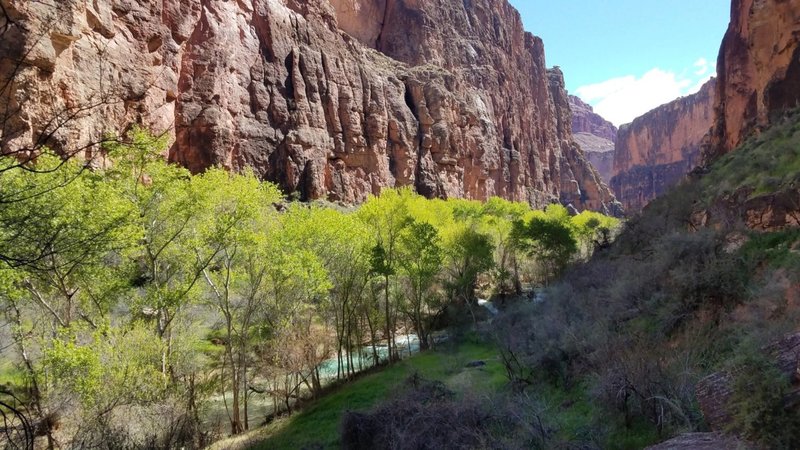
[339,111,800,449]
[495,112,800,447]
[0,128,617,449]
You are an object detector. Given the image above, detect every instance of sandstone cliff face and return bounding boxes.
[610,79,716,211]
[548,68,620,214]
[0,0,619,214]
[569,95,617,142]
[707,0,800,160]
[568,95,617,183]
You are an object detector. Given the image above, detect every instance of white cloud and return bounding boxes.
[574,62,715,126]
[693,57,710,76]
[689,72,715,94]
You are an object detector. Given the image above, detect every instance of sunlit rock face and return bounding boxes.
[569,95,617,143]
[0,0,619,214]
[610,79,716,212]
[706,0,800,161]
[328,0,386,48]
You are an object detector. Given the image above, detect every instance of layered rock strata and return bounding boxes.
[0,0,619,214]
[610,79,716,211]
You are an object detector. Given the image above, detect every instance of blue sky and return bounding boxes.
[509,1,731,125]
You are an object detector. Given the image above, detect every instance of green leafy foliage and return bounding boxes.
[0,127,620,446]
[512,205,579,282]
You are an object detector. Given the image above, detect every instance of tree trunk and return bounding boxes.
[364,307,380,367]
[231,367,242,434]
[10,304,55,450]
[383,274,392,363]
[243,362,249,431]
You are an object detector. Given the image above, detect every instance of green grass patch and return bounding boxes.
[535,382,595,440]
[251,342,505,449]
[0,362,25,388]
[604,418,662,450]
[701,111,800,202]
[740,228,800,271]
[530,382,662,449]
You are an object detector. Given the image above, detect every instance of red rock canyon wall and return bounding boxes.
[610,79,716,212]
[706,0,800,160]
[0,0,619,214]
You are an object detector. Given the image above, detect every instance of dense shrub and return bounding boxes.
[340,374,555,450]
[728,354,800,448]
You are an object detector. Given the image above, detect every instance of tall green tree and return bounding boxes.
[398,220,443,350]
[479,197,529,295]
[107,128,221,381]
[512,205,578,284]
[0,155,136,448]
[358,188,415,362]
[198,168,281,434]
[445,226,494,322]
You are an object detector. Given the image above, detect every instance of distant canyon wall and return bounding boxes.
[0,0,619,214]
[569,95,617,142]
[568,95,616,183]
[583,0,800,213]
[610,79,716,212]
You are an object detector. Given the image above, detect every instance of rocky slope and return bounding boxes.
[0,0,619,214]
[706,0,800,161]
[610,79,715,211]
[568,95,617,183]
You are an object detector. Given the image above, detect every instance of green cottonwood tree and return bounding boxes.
[512,205,578,284]
[198,168,281,434]
[398,220,443,350]
[0,155,136,448]
[358,188,415,362]
[445,226,494,323]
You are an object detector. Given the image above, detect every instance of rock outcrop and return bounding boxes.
[568,95,617,184]
[645,433,752,450]
[610,79,715,212]
[0,0,619,214]
[569,95,617,142]
[706,0,800,161]
[690,187,800,232]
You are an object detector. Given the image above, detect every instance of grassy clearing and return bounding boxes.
[0,363,24,387]
[529,382,661,450]
[249,341,505,450]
